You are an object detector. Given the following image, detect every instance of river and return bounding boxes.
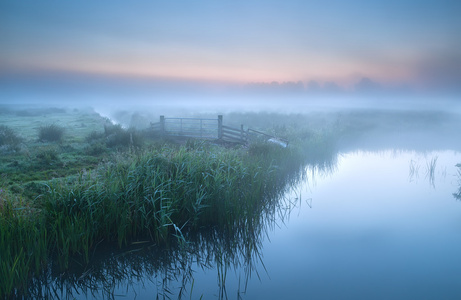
[37,148,461,299]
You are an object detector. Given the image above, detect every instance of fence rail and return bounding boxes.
[222,125,247,143]
[151,115,287,145]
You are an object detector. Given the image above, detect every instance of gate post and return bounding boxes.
[160,115,165,136]
[218,115,223,139]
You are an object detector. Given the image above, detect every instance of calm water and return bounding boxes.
[42,149,461,299]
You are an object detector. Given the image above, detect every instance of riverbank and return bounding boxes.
[2,106,461,298]
[0,107,338,298]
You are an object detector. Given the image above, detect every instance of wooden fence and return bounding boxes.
[151,115,288,145]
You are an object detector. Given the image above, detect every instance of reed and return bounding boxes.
[425,156,438,187]
[0,190,47,298]
[1,118,338,298]
[408,159,420,181]
[454,163,461,201]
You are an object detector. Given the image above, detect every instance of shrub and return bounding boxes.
[84,142,107,156]
[105,124,143,148]
[35,147,61,166]
[38,124,65,142]
[85,130,105,143]
[0,125,22,152]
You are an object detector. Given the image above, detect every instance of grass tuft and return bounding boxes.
[0,125,22,152]
[38,124,65,142]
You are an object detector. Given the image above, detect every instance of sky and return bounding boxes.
[1,0,460,103]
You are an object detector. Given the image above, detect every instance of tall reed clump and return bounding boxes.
[39,141,298,267]
[0,189,47,298]
[2,128,336,297]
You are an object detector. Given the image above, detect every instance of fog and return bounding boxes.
[3,1,461,298]
[2,73,460,114]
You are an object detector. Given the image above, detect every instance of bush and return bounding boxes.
[0,125,22,152]
[38,124,65,142]
[104,124,143,148]
[85,131,105,143]
[84,142,107,156]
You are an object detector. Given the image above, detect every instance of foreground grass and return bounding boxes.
[1,125,335,298]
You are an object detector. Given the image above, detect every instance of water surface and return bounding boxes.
[39,150,461,299]
[255,150,461,299]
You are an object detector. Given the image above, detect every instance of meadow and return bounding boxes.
[1,104,461,298]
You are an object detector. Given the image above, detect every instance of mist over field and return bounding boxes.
[2,1,461,299]
[2,73,460,115]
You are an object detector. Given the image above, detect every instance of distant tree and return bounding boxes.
[281,81,304,93]
[354,77,381,93]
[306,80,321,93]
[323,81,342,93]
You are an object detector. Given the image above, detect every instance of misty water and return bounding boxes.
[38,146,461,299]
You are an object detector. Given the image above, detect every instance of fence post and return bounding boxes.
[218,115,223,139]
[240,124,244,142]
[160,115,165,136]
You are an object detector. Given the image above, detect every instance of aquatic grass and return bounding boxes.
[408,159,420,182]
[0,189,47,298]
[425,156,438,187]
[39,141,295,255]
[453,163,461,201]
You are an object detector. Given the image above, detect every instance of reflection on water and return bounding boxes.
[454,164,461,201]
[28,150,461,299]
[266,150,461,300]
[26,148,336,300]
[408,155,442,188]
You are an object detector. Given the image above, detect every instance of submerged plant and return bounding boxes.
[454,163,461,201]
[425,156,438,188]
[408,159,420,182]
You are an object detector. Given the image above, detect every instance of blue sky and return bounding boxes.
[1,0,460,98]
